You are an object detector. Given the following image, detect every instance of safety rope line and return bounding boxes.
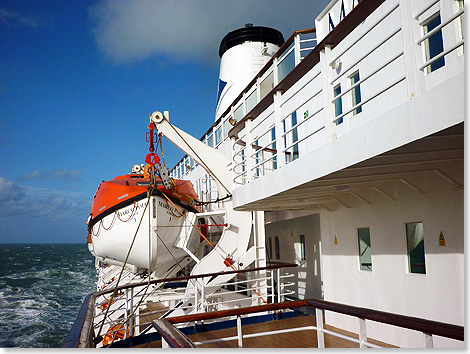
[96,184,155,344]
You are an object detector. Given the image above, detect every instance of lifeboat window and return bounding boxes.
[357,228,372,271]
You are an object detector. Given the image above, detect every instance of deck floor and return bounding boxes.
[134,315,397,348]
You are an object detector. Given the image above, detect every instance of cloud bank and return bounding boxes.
[0,176,89,221]
[88,0,330,64]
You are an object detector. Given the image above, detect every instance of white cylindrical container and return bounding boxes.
[215,24,284,121]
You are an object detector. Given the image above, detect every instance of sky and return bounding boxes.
[0,0,331,244]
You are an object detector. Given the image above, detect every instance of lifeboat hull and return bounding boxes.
[87,175,200,275]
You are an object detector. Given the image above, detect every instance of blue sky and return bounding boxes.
[0,0,330,244]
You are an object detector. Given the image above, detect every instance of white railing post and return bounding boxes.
[315,308,325,348]
[276,269,281,303]
[273,90,286,168]
[245,118,254,182]
[237,315,243,348]
[194,279,199,313]
[128,288,134,337]
[358,318,367,348]
[270,270,275,303]
[424,333,433,348]
[294,33,302,66]
[319,44,336,143]
[201,279,205,312]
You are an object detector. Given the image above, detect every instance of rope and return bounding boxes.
[96,184,155,344]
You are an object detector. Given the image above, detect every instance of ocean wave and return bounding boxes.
[0,244,96,348]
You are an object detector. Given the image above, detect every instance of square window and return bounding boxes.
[406,222,426,274]
[358,228,372,271]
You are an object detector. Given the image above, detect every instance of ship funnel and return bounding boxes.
[215,25,284,121]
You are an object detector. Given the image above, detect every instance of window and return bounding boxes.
[275,236,280,259]
[206,133,214,148]
[350,72,362,115]
[254,138,260,177]
[299,235,306,261]
[423,14,445,73]
[357,228,372,271]
[215,126,222,145]
[458,0,464,43]
[234,104,244,122]
[267,237,273,260]
[291,112,299,160]
[334,84,343,124]
[406,222,426,274]
[223,118,232,138]
[245,90,257,113]
[260,72,274,100]
[283,112,299,163]
[271,127,277,170]
[277,43,295,83]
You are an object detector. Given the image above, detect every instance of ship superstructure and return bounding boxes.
[66,0,464,348]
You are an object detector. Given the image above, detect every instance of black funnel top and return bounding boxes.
[219,25,285,58]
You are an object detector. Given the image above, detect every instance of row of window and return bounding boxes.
[268,222,426,274]
[173,4,462,179]
[359,222,426,274]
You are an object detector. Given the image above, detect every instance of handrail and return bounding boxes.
[65,262,298,347]
[94,262,297,297]
[162,298,464,346]
[152,319,197,348]
[306,299,464,342]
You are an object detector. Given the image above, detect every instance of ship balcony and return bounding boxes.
[172,0,464,213]
[226,0,464,211]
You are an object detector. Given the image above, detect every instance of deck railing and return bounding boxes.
[63,262,297,348]
[154,298,464,348]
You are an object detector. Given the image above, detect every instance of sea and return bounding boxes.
[0,243,96,348]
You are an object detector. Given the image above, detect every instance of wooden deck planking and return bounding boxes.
[134,315,397,348]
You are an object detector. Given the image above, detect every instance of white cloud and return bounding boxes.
[0,176,89,221]
[88,0,330,64]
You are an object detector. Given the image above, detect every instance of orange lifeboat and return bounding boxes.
[87,173,199,232]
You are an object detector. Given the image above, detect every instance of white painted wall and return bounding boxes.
[265,213,323,300]
[319,168,464,348]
